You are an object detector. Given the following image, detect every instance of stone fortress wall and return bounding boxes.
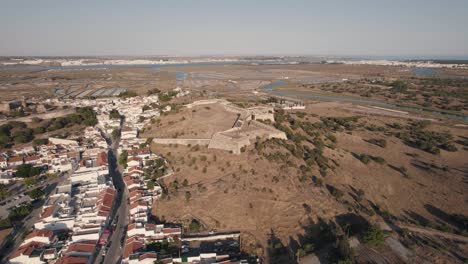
[153,99,287,154]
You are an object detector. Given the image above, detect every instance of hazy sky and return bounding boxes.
[1,0,468,57]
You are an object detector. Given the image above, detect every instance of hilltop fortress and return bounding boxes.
[152,99,287,154]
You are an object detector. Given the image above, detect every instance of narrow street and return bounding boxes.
[94,130,129,264]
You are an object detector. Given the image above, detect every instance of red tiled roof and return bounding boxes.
[65,243,95,253]
[24,229,54,241]
[44,248,56,255]
[96,151,108,166]
[96,187,115,216]
[139,252,157,261]
[127,157,142,162]
[128,148,151,156]
[129,190,144,197]
[8,156,23,162]
[123,237,144,259]
[24,155,40,161]
[39,205,58,219]
[121,126,134,132]
[162,227,181,234]
[10,241,45,259]
[55,256,89,264]
[130,202,148,210]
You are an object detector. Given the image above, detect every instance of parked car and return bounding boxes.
[214,241,223,247]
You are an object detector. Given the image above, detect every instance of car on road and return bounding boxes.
[214,241,223,247]
[229,241,239,247]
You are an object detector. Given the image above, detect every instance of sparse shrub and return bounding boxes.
[185,191,191,201]
[366,138,387,148]
[362,225,385,247]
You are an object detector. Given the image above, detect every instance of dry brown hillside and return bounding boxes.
[148,100,468,263]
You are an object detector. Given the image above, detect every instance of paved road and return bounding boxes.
[0,181,58,264]
[94,133,128,264]
[0,171,71,215]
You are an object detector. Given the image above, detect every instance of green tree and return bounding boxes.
[296,248,306,259]
[118,150,128,167]
[29,188,44,200]
[337,235,353,260]
[119,90,138,98]
[0,184,9,199]
[0,217,12,229]
[147,180,155,190]
[189,220,201,232]
[112,128,121,139]
[109,109,121,119]
[24,177,35,187]
[33,138,48,145]
[8,204,32,222]
[15,164,43,178]
[45,173,58,180]
[147,88,161,95]
[363,225,385,247]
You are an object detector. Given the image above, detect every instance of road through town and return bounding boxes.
[93,133,128,264]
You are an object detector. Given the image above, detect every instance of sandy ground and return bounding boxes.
[142,104,238,139]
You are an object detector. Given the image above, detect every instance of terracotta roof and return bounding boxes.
[125,179,140,187]
[121,126,135,132]
[145,224,155,229]
[162,227,181,234]
[39,205,58,219]
[139,252,157,261]
[65,243,95,253]
[44,248,56,255]
[127,157,142,162]
[24,229,54,241]
[130,202,147,210]
[96,151,108,166]
[127,223,136,231]
[128,168,143,173]
[123,237,144,259]
[97,210,110,217]
[55,256,89,264]
[128,148,151,156]
[24,156,40,161]
[0,157,6,162]
[8,156,23,162]
[129,190,144,197]
[10,241,45,259]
